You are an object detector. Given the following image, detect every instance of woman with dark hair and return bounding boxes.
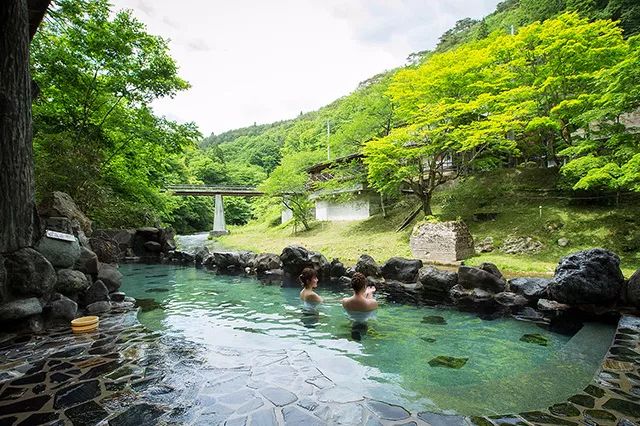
[341,272,378,324]
[299,267,322,312]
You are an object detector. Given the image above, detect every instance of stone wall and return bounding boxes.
[409,221,475,263]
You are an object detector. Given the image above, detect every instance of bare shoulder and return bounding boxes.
[309,292,323,303]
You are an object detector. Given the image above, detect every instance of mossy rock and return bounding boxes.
[469,416,494,426]
[520,333,549,346]
[568,394,595,408]
[603,398,640,417]
[583,385,605,398]
[422,315,447,325]
[584,409,617,421]
[549,403,580,417]
[428,356,468,369]
[519,411,578,425]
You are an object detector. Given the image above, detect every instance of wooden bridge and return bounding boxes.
[166,185,264,197]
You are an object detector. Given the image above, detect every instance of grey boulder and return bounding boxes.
[355,254,381,278]
[56,269,89,295]
[97,263,123,292]
[83,280,110,306]
[381,257,423,283]
[509,277,552,300]
[74,246,99,275]
[255,253,282,273]
[549,248,624,305]
[36,236,81,268]
[49,294,78,320]
[4,248,56,297]
[418,266,458,294]
[458,266,506,293]
[86,301,111,314]
[0,298,42,321]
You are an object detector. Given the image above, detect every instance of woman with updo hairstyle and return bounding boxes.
[299,267,322,312]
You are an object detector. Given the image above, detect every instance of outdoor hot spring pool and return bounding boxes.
[119,264,616,416]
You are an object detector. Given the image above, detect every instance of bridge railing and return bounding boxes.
[166,184,259,191]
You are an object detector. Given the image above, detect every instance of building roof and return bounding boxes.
[306,153,364,174]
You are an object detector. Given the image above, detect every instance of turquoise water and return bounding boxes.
[120,264,616,415]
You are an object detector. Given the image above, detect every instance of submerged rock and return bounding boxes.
[520,333,549,346]
[421,316,447,325]
[549,248,624,305]
[381,257,423,283]
[428,356,468,369]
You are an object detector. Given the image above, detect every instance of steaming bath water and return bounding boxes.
[120,264,615,415]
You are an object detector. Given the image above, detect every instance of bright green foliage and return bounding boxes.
[259,151,324,231]
[31,0,199,228]
[559,34,640,192]
[365,13,636,215]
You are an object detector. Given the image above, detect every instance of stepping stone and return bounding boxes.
[10,371,45,386]
[236,397,264,415]
[428,356,468,369]
[259,387,297,407]
[568,394,595,408]
[549,402,580,417]
[520,411,578,425]
[53,380,100,409]
[65,400,108,426]
[305,375,333,389]
[417,412,468,426]
[15,412,58,425]
[603,398,640,417]
[282,406,323,425]
[109,403,165,426]
[365,400,410,421]
[249,408,277,426]
[0,395,50,416]
[217,389,256,406]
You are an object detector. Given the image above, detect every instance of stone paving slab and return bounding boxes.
[0,309,640,425]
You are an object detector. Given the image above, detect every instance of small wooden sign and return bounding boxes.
[45,230,76,242]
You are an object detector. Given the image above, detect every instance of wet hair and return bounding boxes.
[351,272,367,293]
[299,267,317,288]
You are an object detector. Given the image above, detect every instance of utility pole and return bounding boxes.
[326,120,331,161]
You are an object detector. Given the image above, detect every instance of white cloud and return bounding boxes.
[110,0,501,135]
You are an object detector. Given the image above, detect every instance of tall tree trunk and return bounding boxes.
[421,193,433,216]
[0,0,35,253]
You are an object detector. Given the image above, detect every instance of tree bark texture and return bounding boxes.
[0,0,35,253]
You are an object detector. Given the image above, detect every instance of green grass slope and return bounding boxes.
[217,168,640,278]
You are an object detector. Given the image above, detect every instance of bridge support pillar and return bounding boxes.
[211,194,228,236]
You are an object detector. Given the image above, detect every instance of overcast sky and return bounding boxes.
[110,0,501,136]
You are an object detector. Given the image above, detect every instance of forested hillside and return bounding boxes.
[31,0,640,234]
